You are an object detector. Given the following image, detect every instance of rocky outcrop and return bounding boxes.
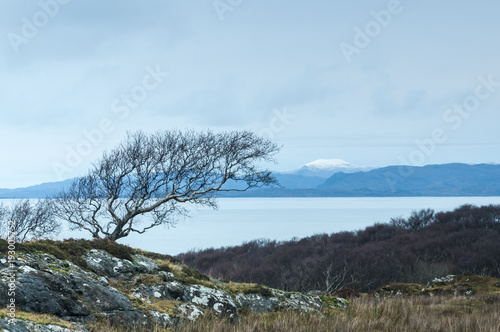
[373,273,500,297]
[0,245,346,331]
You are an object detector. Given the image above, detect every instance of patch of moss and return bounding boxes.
[158,263,172,273]
[373,274,500,298]
[425,274,500,296]
[0,238,135,271]
[0,309,82,330]
[16,240,90,270]
[317,295,348,309]
[150,299,185,317]
[374,283,425,297]
[109,280,135,294]
[181,266,210,281]
[222,282,274,297]
[141,275,164,286]
[125,292,183,318]
[133,249,182,264]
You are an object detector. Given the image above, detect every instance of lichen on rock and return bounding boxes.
[0,239,346,330]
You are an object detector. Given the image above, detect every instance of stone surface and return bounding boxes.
[0,317,84,332]
[234,293,279,313]
[0,247,342,330]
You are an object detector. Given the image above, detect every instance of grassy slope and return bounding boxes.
[2,239,500,331]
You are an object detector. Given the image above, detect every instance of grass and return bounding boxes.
[85,294,500,332]
[0,309,83,330]
[0,238,136,270]
[222,282,274,297]
[375,273,500,297]
[4,239,500,331]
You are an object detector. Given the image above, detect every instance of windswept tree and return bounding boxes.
[54,130,280,241]
[0,199,60,242]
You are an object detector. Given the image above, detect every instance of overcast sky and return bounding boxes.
[1,0,499,188]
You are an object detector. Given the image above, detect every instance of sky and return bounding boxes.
[1,0,499,188]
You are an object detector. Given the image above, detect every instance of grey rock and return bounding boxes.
[177,304,204,321]
[131,283,172,302]
[183,285,237,317]
[157,271,176,282]
[234,293,279,313]
[131,254,159,273]
[82,250,159,278]
[0,317,84,332]
[5,270,90,318]
[273,291,323,314]
[83,249,137,277]
[165,281,187,301]
[149,310,173,328]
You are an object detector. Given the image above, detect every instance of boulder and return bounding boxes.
[83,249,157,278]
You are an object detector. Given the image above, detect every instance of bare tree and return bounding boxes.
[54,130,280,241]
[322,263,349,293]
[390,208,435,233]
[0,199,60,242]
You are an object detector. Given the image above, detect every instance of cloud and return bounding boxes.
[1,0,500,187]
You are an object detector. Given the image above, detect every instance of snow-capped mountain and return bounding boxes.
[293,159,377,178]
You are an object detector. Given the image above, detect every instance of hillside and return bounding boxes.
[0,239,346,331]
[178,204,500,293]
[318,163,500,196]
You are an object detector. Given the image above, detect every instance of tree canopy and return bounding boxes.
[54,130,280,240]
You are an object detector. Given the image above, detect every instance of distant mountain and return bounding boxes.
[292,159,376,178]
[317,163,500,196]
[0,179,74,199]
[2,163,500,198]
[273,173,325,189]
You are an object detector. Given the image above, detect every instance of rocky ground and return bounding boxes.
[0,239,347,331]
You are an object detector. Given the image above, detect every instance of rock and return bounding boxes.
[183,285,237,317]
[0,318,84,332]
[131,254,159,273]
[165,281,187,300]
[275,292,323,313]
[83,249,137,277]
[132,283,172,302]
[177,304,204,321]
[0,243,345,330]
[149,310,173,328]
[430,275,456,284]
[234,293,279,313]
[6,269,90,318]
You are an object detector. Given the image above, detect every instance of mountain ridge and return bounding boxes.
[1,162,500,198]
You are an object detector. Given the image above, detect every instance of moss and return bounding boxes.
[181,266,210,281]
[374,274,500,298]
[374,283,425,297]
[109,280,135,294]
[16,240,90,270]
[158,263,172,273]
[166,265,215,287]
[141,275,164,286]
[425,274,500,296]
[126,292,183,318]
[318,295,349,309]
[0,238,135,271]
[222,282,274,297]
[47,264,72,275]
[0,309,82,330]
[133,249,182,264]
[150,299,184,317]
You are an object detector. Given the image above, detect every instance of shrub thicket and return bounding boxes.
[178,204,500,292]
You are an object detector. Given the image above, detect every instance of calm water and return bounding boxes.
[3,197,500,255]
